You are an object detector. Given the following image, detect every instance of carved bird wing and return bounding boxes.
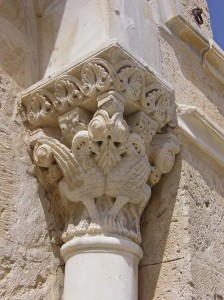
[121,156,150,196]
[37,136,83,189]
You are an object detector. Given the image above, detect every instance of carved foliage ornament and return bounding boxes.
[23,49,180,244]
[23,57,175,131]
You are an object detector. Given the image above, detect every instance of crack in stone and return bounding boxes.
[139,256,184,267]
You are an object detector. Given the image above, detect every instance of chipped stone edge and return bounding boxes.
[158,0,224,85]
[176,104,224,168]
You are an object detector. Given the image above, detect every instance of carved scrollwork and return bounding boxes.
[148,134,180,186]
[23,56,176,132]
[26,90,58,127]
[154,143,179,174]
[34,143,55,168]
[23,48,180,244]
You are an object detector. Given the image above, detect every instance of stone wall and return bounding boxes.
[0,69,64,300]
[0,1,64,299]
[140,133,224,299]
[0,1,224,299]
[181,0,213,36]
[139,1,224,299]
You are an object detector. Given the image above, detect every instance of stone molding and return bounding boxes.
[158,0,224,85]
[22,45,180,244]
[61,235,142,300]
[176,104,224,168]
[61,235,143,262]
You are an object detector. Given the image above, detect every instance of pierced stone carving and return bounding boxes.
[127,111,158,144]
[115,65,143,101]
[58,107,91,147]
[22,46,180,244]
[89,91,129,175]
[142,83,174,130]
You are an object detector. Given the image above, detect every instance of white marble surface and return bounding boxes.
[36,0,161,79]
[61,235,143,300]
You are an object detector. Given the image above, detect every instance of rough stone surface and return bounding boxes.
[140,152,192,299]
[138,1,224,299]
[140,134,224,299]
[181,0,213,36]
[184,138,224,300]
[0,58,63,300]
[0,1,224,300]
[152,0,224,130]
[0,3,61,296]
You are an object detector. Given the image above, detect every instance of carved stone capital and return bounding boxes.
[22,45,180,244]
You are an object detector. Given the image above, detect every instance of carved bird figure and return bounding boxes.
[105,133,151,218]
[37,131,105,222]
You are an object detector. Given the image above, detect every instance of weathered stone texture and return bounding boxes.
[184,138,224,300]
[140,152,192,299]
[159,33,224,129]
[0,71,63,299]
[1,1,224,299]
[140,134,224,299]
[0,1,65,298]
[139,1,224,299]
[181,0,213,36]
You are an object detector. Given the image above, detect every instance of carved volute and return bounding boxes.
[22,45,180,245]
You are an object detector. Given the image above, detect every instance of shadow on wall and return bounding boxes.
[177,135,224,299]
[139,131,224,299]
[160,28,224,124]
[0,0,66,88]
[139,153,182,300]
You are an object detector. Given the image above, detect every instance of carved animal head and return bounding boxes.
[72,130,90,157]
[34,143,55,167]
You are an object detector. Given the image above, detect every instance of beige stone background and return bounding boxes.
[0,1,224,300]
[140,1,224,300]
[0,1,64,299]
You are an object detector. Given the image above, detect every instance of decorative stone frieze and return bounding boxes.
[22,45,180,245]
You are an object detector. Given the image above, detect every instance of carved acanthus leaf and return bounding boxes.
[88,91,129,174]
[54,75,84,111]
[27,90,58,127]
[81,59,114,96]
[142,84,171,130]
[116,66,143,101]
[22,54,175,131]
